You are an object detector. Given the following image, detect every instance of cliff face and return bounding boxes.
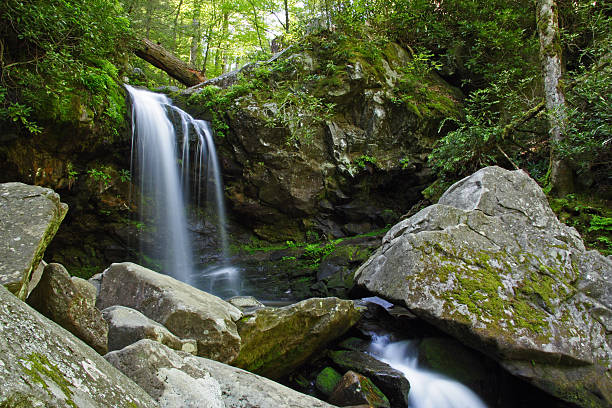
[181,31,463,242]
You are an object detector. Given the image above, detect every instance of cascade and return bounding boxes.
[369,334,488,408]
[126,85,239,295]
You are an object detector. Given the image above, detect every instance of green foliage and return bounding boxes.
[353,155,377,170]
[549,194,612,256]
[1,0,130,135]
[119,169,132,183]
[87,167,112,189]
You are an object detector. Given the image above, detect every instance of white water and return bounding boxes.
[126,85,239,294]
[369,335,488,408]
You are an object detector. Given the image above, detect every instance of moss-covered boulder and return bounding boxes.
[328,370,390,408]
[355,166,612,407]
[0,183,67,300]
[329,350,410,407]
[27,263,108,354]
[0,285,157,407]
[233,297,361,379]
[181,32,462,242]
[315,367,343,397]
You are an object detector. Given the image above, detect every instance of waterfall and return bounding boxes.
[369,334,488,408]
[126,85,238,295]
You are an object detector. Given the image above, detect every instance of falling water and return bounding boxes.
[126,85,239,294]
[369,334,488,408]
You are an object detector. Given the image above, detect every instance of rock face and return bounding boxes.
[329,350,410,407]
[355,166,612,407]
[0,182,67,299]
[105,339,336,408]
[102,305,197,354]
[182,34,462,242]
[0,285,157,407]
[96,262,242,363]
[27,263,109,354]
[232,297,362,379]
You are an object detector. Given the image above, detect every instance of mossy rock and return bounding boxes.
[418,337,488,386]
[315,367,342,397]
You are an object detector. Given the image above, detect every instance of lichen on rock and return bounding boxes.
[355,166,612,407]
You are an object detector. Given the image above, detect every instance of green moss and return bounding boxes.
[19,353,77,408]
[315,367,342,396]
[429,245,550,334]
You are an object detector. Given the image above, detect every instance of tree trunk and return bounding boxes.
[134,38,205,86]
[284,0,289,32]
[536,0,573,196]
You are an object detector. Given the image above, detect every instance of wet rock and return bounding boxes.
[316,367,343,397]
[0,285,157,407]
[27,262,108,354]
[418,337,492,397]
[355,166,612,407]
[96,262,242,363]
[328,370,390,408]
[102,305,197,354]
[330,350,410,407]
[106,339,336,408]
[0,182,67,299]
[233,297,362,379]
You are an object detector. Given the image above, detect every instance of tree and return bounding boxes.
[536,0,573,196]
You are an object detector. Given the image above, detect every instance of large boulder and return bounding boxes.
[105,339,336,408]
[355,166,612,407]
[95,262,242,363]
[102,305,197,354]
[0,182,67,299]
[27,262,108,354]
[0,285,157,407]
[232,297,362,379]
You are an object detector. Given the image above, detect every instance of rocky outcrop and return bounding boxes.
[105,339,336,408]
[328,370,390,408]
[355,166,612,407]
[182,33,462,242]
[96,262,242,363]
[0,182,67,299]
[329,350,410,407]
[102,305,197,354]
[232,297,362,379]
[0,285,157,407]
[27,262,108,354]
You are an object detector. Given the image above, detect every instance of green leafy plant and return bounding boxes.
[119,169,132,183]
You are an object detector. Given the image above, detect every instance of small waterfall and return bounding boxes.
[369,334,488,408]
[126,85,238,294]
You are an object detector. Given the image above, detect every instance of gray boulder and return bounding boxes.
[355,166,612,407]
[0,285,158,407]
[232,297,362,379]
[105,339,336,408]
[102,305,197,354]
[27,263,108,354]
[0,182,67,299]
[96,262,242,363]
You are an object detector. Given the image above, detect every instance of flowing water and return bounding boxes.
[369,334,488,408]
[126,85,239,295]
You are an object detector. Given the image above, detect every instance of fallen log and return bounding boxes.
[134,38,205,87]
